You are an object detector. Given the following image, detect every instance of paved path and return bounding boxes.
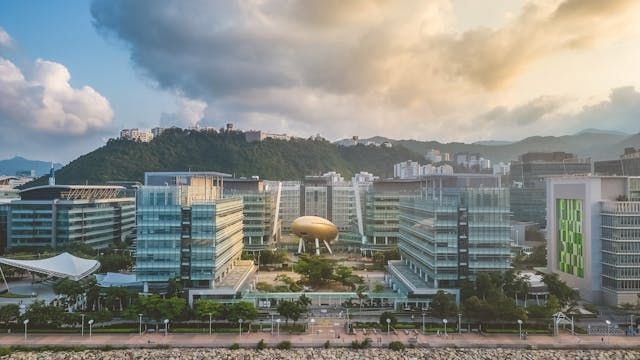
[1,330,638,349]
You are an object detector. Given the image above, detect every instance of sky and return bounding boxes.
[1,0,640,163]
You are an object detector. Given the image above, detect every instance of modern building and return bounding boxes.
[136,172,246,290]
[386,174,510,307]
[224,179,280,253]
[546,175,640,306]
[394,161,453,179]
[511,152,591,226]
[244,130,290,142]
[363,179,422,254]
[3,185,135,251]
[594,147,640,176]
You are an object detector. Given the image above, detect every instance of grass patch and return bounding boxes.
[0,292,33,298]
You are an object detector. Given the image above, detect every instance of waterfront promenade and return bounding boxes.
[1,330,638,350]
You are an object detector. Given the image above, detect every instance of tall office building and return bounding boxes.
[511,152,591,226]
[136,172,244,289]
[224,179,280,253]
[547,175,640,306]
[4,185,135,251]
[386,174,510,306]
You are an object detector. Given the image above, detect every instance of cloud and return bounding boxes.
[90,0,640,141]
[0,27,13,48]
[160,96,208,128]
[0,57,113,134]
[481,96,565,126]
[569,86,640,132]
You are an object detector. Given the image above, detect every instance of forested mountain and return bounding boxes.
[25,129,422,186]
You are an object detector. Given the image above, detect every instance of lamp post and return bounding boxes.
[239,319,243,336]
[88,319,94,339]
[605,320,611,343]
[458,313,462,334]
[517,319,523,339]
[271,314,274,335]
[209,313,212,335]
[443,319,448,337]
[422,312,426,334]
[164,319,169,337]
[346,308,350,333]
[80,314,85,337]
[386,318,391,335]
[23,319,29,343]
[138,313,143,336]
[310,318,316,334]
[276,318,281,337]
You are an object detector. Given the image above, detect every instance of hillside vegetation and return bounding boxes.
[26,129,422,186]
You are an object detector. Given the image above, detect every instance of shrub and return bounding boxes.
[351,337,372,349]
[389,341,405,351]
[323,340,331,349]
[257,339,267,350]
[276,341,292,350]
[230,343,240,350]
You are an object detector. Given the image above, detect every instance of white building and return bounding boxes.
[120,128,153,142]
[493,162,510,175]
[394,161,421,179]
[425,149,442,163]
[245,130,290,142]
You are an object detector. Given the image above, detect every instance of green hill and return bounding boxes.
[26,129,422,186]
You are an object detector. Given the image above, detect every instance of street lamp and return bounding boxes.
[422,312,426,334]
[164,319,169,337]
[23,319,29,342]
[605,320,611,343]
[209,313,213,335]
[138,313,143,336]
[310,318,316,334]
[276,318,281,336]
[517,319,523,339]
[80,314,85,337]
[88,319,94,339]
[386,318,391,335]
[443,319,448,337]
[458,313,462,334]
[239,319,243,336]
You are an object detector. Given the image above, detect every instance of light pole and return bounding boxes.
[443,319,448,337]
[164,319,169,336]
[346,308,350,333]
[517,319,523,339]
[209,313,212,335]
[386,318,391,335]
[276,318,281,336]
[239,319,243,336]
[605,320,611,343]
[23,319,29,343]
[138,313,143,336]
[310,318,316,334]
[422,312,426,334]
[271,314,274,335]
[88,319,94,339]
[80,314,85,337]
[458,313,462,334]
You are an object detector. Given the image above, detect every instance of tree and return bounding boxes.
[53,279,83,299]
[463,296,495,326]
[379,312,397,328]
[543,273,579,306]
[0,304,19,324]
[194,300,225,320]
[277,300,302,325]
[21,300,66,327]
[429,290,457,318]
[293,254,335,284]
[133,294,188,322]
[260,249,289,265]
[167,278,183,298]
[97,254,134,273]
[227,302,259,323]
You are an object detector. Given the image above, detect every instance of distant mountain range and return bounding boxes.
[0,156,63,177]
[336,129,639,162]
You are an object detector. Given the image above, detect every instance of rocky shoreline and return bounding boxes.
[3,348,640,360]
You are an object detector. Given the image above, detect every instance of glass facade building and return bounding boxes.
[4,186,135,251]
[388,175,511,295]
[136,178,244,288]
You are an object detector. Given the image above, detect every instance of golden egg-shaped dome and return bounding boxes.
[291,216,339,241]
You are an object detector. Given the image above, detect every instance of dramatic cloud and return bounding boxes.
[90,0,640,141]
[0,57,113,134]
[0,27,13,48]
[160,96,208,128]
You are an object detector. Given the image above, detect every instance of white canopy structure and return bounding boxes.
[0,252,100,283]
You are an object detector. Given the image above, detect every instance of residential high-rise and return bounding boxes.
[547,175,640,306]
[136,172,244,289]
